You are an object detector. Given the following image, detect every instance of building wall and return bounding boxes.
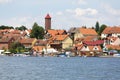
[112,33,120,37]
[32,38,37,47]
[101,34,107,38]
[74,32,84,41]
[113,38,120,45]
[62,37,73,49]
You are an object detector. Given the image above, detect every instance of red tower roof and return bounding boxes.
[45,14,51,19]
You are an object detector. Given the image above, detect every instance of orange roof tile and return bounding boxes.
[102,26,120,34]
[79,28,98,36]
[48,29,66,36]
[53,35,68,41]
[48,30,58,36]
[19,38,36,44]
[57,30,66,35]
[83,36,97,41]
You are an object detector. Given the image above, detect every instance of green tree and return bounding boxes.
[9,42,25,53]
[95,21,100,33]
[15,25,27,31]
[30,22,45,39]
[0,25,14,30]
[99,24,107,35]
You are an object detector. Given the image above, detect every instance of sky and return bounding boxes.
[0,0,120,30]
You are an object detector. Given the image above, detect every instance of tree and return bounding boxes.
[99,24,107,35]
[95,21,100,33]
[15,25,27,31]
[0,25,14,30]
[30,22,45,39]
[9,42,25,53]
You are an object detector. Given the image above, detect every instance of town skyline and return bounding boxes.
[0,0,120,30]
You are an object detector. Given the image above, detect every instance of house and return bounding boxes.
[32,39,49,52]
[49,35,73,50]
[19,38,37,49]
[70,27,98,41]
[101,26,120,39]
[103,37,120,51]
[0,37,15,50]
[74,40,103,56]
[104,37,120,45]
[74,43,102,56]
[75,36,98,44]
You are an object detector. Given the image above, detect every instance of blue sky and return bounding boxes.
[0,0,120,30]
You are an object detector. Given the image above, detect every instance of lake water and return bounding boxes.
[0,56,120,80]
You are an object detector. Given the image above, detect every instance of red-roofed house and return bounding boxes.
[104,37,120,45]
[103,37,120,51]
[73,40,103,56]
[19,38,37,48]
[0,37,15,50]
[74,28,98,41]
[101,26,120,38]
[50,35,73,50]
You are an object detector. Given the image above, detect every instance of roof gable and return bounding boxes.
[102,26,120,34]
[53,35,68,41]
[79,28,98,36]
[88,46,102,51]
[19,38,36,44]
[47,29,67,36]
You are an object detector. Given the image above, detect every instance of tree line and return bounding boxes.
[0,22,45,39]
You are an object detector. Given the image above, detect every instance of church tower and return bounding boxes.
[45,14,51,31]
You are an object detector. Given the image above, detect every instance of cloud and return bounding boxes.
[51,8,99,30]
[0,0,13,4]
[66,8,98,16]
[102,4,120,16]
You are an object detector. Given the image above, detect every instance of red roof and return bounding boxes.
[45,14,51,19]
[79,28,98,36]
[83,40,104,46]
[102,26,120,34]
